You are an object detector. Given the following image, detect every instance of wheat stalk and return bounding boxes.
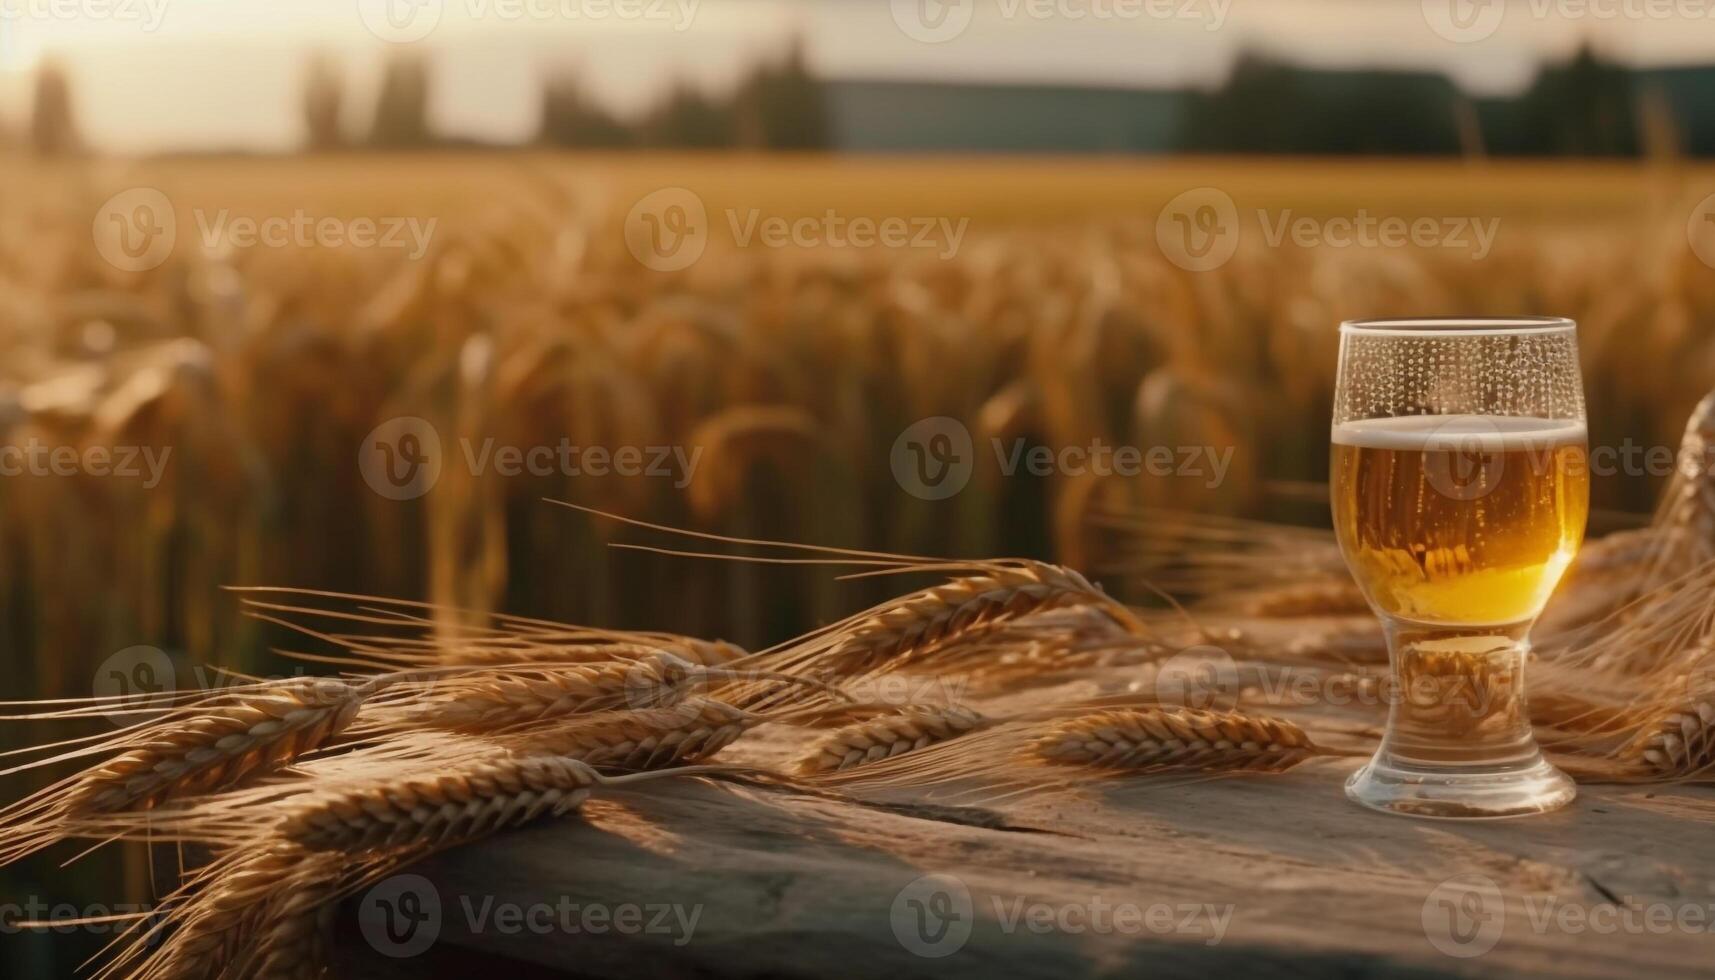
[1643,392,1715,590]
[1222,579,1370,618]
[796,705,987,774]
[414,654,846,733]
[121,844,347,980]
[67,679,372,815]
[817,562,1141,677]
[440,636,746,668]
[1034,706,1321,773]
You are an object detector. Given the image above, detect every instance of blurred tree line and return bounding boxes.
[13,40,826,155]
[13,43,1715,157]
[1182,46,1653,157]
[355,41,826,151]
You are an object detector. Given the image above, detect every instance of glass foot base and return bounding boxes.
[1345,755,1576,820]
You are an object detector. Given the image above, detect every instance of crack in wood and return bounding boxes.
[1582,870,1625,906]
[850,798,1085,838]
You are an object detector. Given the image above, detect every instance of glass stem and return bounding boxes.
[1377,621,1542,772]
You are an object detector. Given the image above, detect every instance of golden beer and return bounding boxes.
[1331,414,1588,627]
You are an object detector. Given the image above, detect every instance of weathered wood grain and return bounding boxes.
[326,664,1715,978]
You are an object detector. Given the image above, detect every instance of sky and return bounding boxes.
[0,0,1712,152]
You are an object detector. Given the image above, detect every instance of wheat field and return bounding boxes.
[3,152,1714,686]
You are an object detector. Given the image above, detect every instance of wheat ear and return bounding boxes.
[1621,700,1715,779]
[276,753,606,851]
[417,653,696,731]
[67,679,373,815]
[1034,706,1322,773]
[796,705,988,774]
[512,698,757,771]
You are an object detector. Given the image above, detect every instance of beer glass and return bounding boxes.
[1332,317,1586,818]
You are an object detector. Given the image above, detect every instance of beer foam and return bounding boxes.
[1331,414,1587,451]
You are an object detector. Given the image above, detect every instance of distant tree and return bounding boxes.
[638,81,733,148]
[538,72,633,148]
[1180,54,1306,154]
[1182,52,1461,155]
[1476,45,1638,157]
[1527,45,1637,156]
[302,52,345,151]
[30,61,81,157]
[733,39,827,150]
[369,53,432,148]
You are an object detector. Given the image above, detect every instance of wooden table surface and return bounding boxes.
[327,669,1715,979]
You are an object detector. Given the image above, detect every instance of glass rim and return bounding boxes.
[1339,316,1575,337]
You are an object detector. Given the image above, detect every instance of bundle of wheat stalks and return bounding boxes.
[0,538,1228,977]
[5,391,1715,977]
